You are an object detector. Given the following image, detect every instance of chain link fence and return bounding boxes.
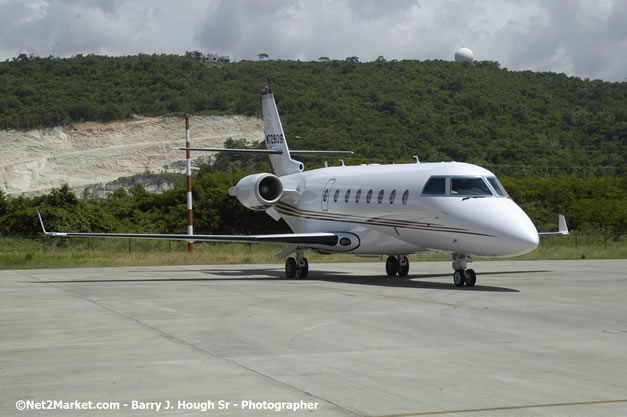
[0,236,192,254]
[1,232,625,254]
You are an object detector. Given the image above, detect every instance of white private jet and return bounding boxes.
[39,87,568,287]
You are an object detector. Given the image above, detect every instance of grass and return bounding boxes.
[0,234,625,270]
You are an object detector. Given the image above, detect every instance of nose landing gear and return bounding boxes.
[452,253,476,287]
[385,255,409,277]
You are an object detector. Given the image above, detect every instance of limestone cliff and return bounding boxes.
[0,115,264,195]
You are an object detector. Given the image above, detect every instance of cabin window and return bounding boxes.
[333,189,340,202]
[389,189,396,204]
[355,189,361,203]
[487,177,508,197]
[402,190,409,204]
[450,177,492,196]
[422,177,446,195]
[377,190,384,204]
[345,189,351,203]
[366,189,373,203]
[323,189,329,202]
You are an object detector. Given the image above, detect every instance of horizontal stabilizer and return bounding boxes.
[172,147,282,154]
[174,147,352,155]
[290,150,353,154]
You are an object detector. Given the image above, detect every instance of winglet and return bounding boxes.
[538,214,569,236]
[37,211,49,235]
[37,213,67,237]
[558,214,569,235]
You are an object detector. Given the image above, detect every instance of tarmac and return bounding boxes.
[1,259,626,416]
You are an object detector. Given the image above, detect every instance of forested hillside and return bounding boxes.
[1,54,625,176]
[0,54,625,236]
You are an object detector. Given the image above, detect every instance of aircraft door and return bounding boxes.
[321,179,336,211]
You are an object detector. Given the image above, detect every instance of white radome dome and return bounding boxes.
[455,47,474,62]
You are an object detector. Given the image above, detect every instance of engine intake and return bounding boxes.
[229,173,284,210]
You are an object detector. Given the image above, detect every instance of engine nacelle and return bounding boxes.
[228,173,284,210]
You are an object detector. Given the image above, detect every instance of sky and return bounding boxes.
[0,0,625,82]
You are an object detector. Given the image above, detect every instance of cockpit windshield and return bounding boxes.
[422,175,509,198]
[450,178,491,196]
[487,177,508,197]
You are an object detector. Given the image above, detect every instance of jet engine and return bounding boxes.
[228,173,284,210]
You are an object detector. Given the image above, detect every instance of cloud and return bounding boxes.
[0,0,205,57]
[0,0,625,81]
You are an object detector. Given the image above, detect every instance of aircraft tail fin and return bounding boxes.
[172,88,351,172]
[261,87,303,176]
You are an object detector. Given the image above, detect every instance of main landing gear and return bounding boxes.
[285,248,309,279]
[385,255,409,277]
[452,253,476,287]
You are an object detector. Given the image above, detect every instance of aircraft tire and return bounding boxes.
[465,269,476,287]
[453,269,466,287]
[285,257,297,279]
[386,256,399,277]
[398,256,409,277]
[296,258,309,279]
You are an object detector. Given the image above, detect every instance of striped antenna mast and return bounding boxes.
[185,114,194,253]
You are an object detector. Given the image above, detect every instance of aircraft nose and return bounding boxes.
[446,198,540,257]
[502,220,539,256]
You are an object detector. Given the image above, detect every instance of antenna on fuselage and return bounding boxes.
[338,159,345,166]
[412,155,420,164]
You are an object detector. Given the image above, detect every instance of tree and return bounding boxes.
[0,190,7,219]
[0,54,625,180]
[318,57,330,62]
[45,184,79,208]
[257,53,269,60]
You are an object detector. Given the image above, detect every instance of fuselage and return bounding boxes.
[274,161,539,257]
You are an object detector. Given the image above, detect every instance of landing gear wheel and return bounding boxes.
[398,255,409,277]
[296,258,309,279]
[453,269,466,287]
[386,256,399,277]
[465,269,476,287]
[285,257,297,279]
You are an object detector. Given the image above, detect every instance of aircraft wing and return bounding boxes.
[37,212,350,248]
